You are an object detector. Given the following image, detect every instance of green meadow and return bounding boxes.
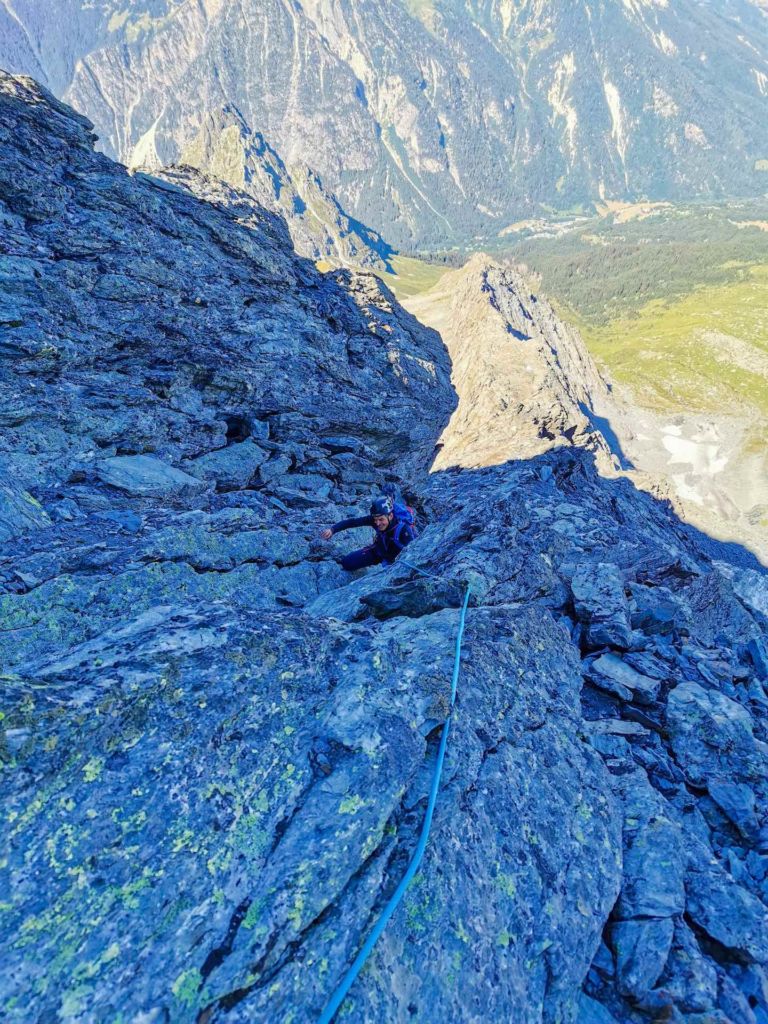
[378,202,768,444]
[381,254,449,299]
[576,264,768,416]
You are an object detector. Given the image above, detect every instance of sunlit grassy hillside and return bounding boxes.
[492,202,768,437]
[578,265,768,415]
[380,254,449,299]
[504,201,768,317]
[382,202,768,437]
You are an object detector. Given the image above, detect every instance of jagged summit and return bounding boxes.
[2,73,768,1024]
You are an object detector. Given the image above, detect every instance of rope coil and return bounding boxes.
[318,578,471,1023]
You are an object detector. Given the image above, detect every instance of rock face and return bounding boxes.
[2,0,768,246]
[403,254,624,471]
[179,106,392,270]
[0,72,447,499]
[2,73,768,1024]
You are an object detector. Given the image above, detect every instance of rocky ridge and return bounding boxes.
[403,255,768,563]
[1,74,768,1024]
[402,253,623,473]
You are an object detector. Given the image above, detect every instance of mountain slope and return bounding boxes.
[178,106,392,269]
[488,201,768,557]
[403,253,623,471]
[2,0,767,246]
[2,74,768,1024]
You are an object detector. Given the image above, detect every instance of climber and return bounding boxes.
[321,495,417,571]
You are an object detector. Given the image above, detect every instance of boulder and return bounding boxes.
[184,440,267,491]
[587,719,650,738]
[686,572,764,649]
[686,845,768,963]
[615,773,685,919]
[360,578,468,620]
[611,917,674,998]
[141,516,310,572]
[0,483,51,541]
[667,681,768,787]
[571,562,632,650]
[258,454,293,483]
[94,455,209,499]
[709,781,760,841]
[586,653,661,705]
[727,965,768,1024]
[658,919,719,1014]
[744,637,768,682]
[578,994,622,1024]
[622,650,670,680]
[629,583,691,636]
[718,972,763,1024]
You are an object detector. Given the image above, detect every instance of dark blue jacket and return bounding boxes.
[331,514,415,562]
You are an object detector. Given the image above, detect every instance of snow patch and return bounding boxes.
[661,423,729,510]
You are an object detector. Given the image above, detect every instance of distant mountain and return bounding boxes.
[177,106,392,269]
[0,0,177,94]
[2,0,767,247]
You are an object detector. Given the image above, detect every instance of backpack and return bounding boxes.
[391,501,418,548]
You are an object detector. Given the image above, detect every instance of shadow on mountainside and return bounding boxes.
[578,400,635,473]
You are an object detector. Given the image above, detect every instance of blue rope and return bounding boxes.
[318,583,472,1023]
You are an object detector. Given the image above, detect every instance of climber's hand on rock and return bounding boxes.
[320,528,333,541]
